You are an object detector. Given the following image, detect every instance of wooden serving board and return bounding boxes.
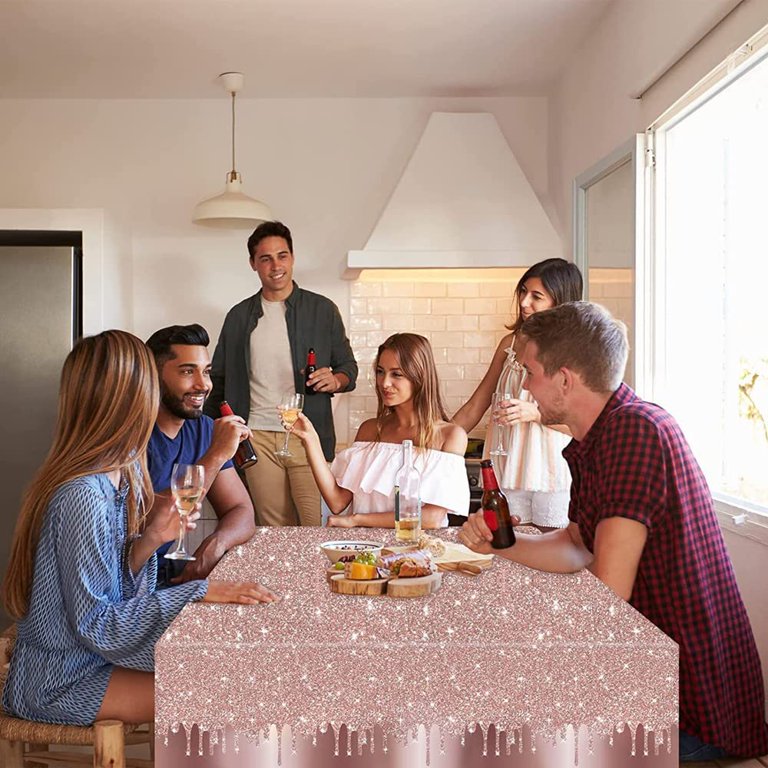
[330,574,389,596]
[386,572,442,598]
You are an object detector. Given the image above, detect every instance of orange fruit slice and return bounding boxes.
[347,562,378,580]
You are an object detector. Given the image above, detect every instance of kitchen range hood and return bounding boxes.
[347,112,562,275]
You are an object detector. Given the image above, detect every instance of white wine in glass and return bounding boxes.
[276,392,304,457]
[165,463,204,561]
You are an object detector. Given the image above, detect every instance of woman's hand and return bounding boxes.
[142,492,201,547]
[203,580,278,604]
[493,398,540,426]
[284,412,321,446]
[327,514,359,528]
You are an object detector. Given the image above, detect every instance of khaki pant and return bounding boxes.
[244,430,322,526]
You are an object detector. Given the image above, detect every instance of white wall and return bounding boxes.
[0,96,548,333]
[548,0,768,245]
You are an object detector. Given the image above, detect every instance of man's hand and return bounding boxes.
[203,580,278,604]
[458,511,496,554]
[327,514,358,528]
[171,533,227,583]
[209,414,253,464]
[306,367,346,394]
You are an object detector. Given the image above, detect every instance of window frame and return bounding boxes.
[646,36,768,542]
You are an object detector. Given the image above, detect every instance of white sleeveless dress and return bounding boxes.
[483,345,571,527]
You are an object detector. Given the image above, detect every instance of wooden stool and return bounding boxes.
[0,626,153,768]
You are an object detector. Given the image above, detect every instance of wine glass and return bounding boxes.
[276,391,304,457]
[490,392,511,456]
[165,463,204,561]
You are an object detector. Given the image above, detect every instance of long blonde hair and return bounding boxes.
[2,330,158,619]
[374,333,448,451]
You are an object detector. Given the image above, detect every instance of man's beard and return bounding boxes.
[160,385,207,420]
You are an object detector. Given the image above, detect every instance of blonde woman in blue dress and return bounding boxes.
[290,333,469,528]
[453,259,583,530]
[2,330,276,727]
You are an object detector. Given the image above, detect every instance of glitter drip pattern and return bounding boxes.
[155,528,678,766]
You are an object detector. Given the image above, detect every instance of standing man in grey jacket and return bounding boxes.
[205,221,358,527]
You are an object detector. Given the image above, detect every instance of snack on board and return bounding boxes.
[377,549,436,578]
[343,551,380,580]
[417,533,446,558]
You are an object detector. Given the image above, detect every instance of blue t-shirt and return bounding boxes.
[147,416,233,558]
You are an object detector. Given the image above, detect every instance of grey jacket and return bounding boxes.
[205,283,358,461]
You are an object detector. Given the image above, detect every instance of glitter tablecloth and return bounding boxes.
[155,527,678,763]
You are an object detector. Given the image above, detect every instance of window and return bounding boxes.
[650,42,768,516]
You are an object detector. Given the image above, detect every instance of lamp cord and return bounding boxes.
[231,91,237,175]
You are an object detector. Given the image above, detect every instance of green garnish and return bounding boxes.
[333,562,345,570]
[353,551,377,566]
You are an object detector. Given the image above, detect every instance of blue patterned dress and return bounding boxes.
[2,473,208,725]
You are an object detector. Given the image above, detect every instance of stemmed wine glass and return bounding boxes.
[276,391,304,457]
[165,463,204,561]
[490,392,511,456]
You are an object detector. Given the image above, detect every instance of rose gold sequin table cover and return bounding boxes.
[155,527,678,766]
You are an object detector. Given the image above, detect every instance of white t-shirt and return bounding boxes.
[248,299,295,431]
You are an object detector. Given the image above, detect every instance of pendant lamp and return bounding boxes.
[192,72,273,228]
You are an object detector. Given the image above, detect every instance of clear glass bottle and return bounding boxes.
[394,439,422,543]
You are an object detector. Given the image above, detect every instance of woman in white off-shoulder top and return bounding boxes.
[289,333,468,528]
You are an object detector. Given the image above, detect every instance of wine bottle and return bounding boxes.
[394,440,422,543]
[219,401,258,469]
[304,348,317,395]
[480,459,515,549]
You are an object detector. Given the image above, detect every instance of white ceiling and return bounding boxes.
[0,0,615,98]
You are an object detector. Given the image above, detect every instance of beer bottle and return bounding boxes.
[219,401,258,469]
[480,459,515,549]
[304,348,317,395]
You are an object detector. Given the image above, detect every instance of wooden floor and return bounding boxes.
[685,756,768,767]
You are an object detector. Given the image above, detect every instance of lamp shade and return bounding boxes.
[192,172,273,229]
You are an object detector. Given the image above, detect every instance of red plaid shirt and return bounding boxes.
[564,384,768,757]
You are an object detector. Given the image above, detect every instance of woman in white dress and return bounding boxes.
[289,333,469,528]
[453,259,583,530]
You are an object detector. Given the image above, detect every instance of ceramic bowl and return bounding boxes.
[319,540,386,564]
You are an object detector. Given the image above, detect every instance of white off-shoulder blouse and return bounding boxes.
[330,441,470,523]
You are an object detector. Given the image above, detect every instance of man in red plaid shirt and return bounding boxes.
[460,301,768,762]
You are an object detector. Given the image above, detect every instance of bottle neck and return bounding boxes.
[307,350,316,365]
[480,464,500,490]
[220,401,234,417]
[401,441,413,469]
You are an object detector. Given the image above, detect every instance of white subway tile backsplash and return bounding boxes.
[350,315,382,331]
[465,298,494,314]
[382,314,415,331]
[447,315,479,331]
[431,330,465,348]
[382,282,415,297]
[414,314,446,331]
[446,348,480,364]
[463,331,497,348]
[480,282,515,298]
[347,270,522,440]
[448,282,479,297]
[367,297,403,315]
[431,298,465,315]
[400,298,432,314]
[436,364,464,380]
[350,282,383,297]
[414,282,446,298]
